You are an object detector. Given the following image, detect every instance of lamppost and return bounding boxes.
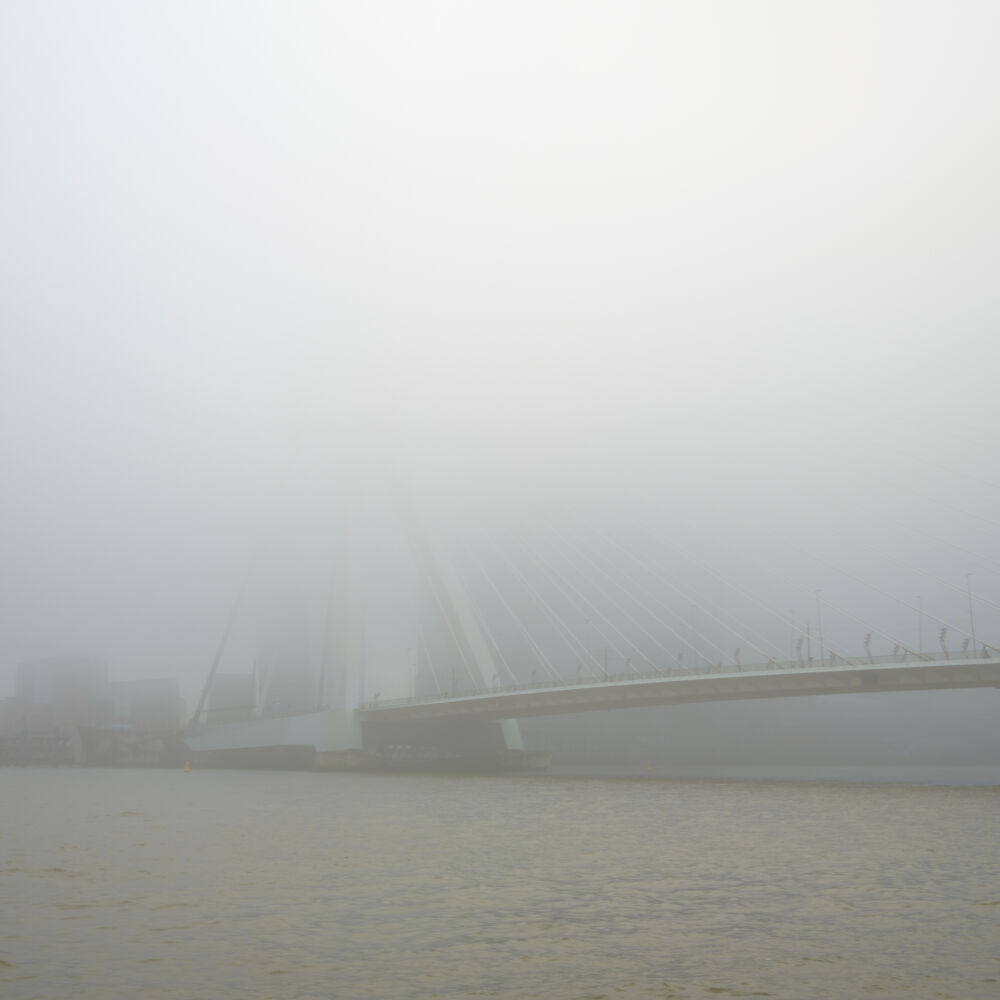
[815,590,825,668]
[966,573,977,658]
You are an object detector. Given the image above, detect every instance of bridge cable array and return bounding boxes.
[410,409,999,692]
[482,538,604,678]
[582,525,785,665]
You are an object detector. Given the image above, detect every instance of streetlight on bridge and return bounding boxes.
[815,591,825,668]
[966,573,978,657]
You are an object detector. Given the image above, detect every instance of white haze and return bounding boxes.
[1,2,999,704]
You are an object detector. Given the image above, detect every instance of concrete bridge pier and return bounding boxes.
[360,715,546,771]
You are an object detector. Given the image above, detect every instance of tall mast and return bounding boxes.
[188,568,251,729]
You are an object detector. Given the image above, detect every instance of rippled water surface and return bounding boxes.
[3,768,998,999]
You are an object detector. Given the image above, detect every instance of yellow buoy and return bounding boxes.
[184,760,190,773]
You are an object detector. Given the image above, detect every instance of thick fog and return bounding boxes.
[2,2,999,710]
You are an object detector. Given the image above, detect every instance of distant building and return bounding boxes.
[106,678,184,731]
[2,659,185,737]
[1,657,188,764]
[0,697,25,736]
[14,656,109,731]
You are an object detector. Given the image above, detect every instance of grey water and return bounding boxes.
[3,767,998,1000]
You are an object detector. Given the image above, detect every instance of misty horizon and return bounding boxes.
[2,3,998,710]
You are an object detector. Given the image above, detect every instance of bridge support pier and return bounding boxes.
[360,716,548,772]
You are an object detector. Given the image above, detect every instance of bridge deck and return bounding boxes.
[359,657,1000,725]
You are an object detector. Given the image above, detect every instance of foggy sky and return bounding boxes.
[2,2,999,704]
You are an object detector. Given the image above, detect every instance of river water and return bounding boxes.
[3,767,998,999]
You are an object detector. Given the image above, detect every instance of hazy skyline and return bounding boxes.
[2,2,999,703]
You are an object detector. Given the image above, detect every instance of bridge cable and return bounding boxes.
[572,523,776,665]
[854,540,1000,616]
[847,496,1000,575]
[654,500,926,661]
[414,618,443,695]
[591,526,787,667]
[503,529,632,676]
[465,544,564,683]
[453,564,521,687]
[626,499,859,664]
[678,516,919,661]
[787,542,979,651]
[483,535,606,678]
[560,526,741,669]
[542,530,689,673]
[424,572,481,690]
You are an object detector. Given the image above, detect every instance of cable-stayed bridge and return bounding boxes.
[390,511,1000,700]
[347,504,1000,766]
[189,470,1000,771]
